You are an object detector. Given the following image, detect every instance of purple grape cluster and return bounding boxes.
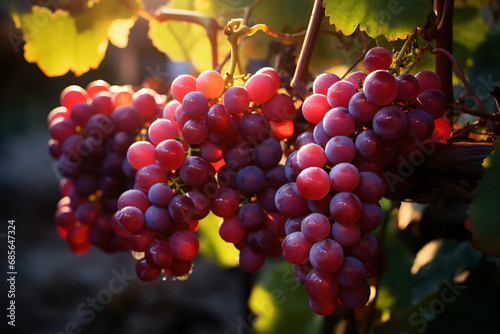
[114,68,297,281]
[48,81,164,255]
[278,47,449,315]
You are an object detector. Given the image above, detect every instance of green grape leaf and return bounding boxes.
[323,0,432,41]
[12,1,137,77]
[412,240,482,303]
[249,260,322,334]
[375,259,500,334]
[197,212,239,268]
[468,149,500,256]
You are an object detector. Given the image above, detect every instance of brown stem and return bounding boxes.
[214,51,231,73]
[341,52,365,79]
[290,0,324,100]
[247,24,306,44]
[430,47,492,119]
[434,0,454,104]
[244,0,261,21]
[452,103,500,121]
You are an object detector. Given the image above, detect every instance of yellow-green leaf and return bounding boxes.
[323,0,432,41]
[148,19,213,71]
[14,6,106,76]
[108,17,138,48]
[13,0,138,77]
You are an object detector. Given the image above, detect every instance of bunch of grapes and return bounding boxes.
[277,47,451,315]
[48,80,164,255]
[115,67,296,281]
[47,45,454,316]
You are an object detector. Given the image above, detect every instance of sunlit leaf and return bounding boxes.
[249,259,322,334]
[148,19,214,72]
[468,150,500,256]
[108,17,137,48]
[12,0,138,77]
[323,0,432,41]
[197,212,239,268]
[13,6,106,77]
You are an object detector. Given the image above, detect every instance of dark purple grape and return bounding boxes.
[144,205,173,232]
[238,203,266,231]
[179,156,210,186]
[182,91,209,118]
[209,117,238,146]
[275,182,308,217]
[224,141,252,170]
[112,106,141,133]
[186,191,210,220]
[145,240,173,269]
[252,138,282,169]
[257,186,279,212]
[329,192,362,225]
[281,232,313,265]
[236,165,265,195]
[168,195,194,222]
[148,182,174,207]
[71,103,96,127]
[305,269,338,301]
[238,112,270,143]
[335,256,366,288]
[136,258,161,282]
[265,165,288,189]
[313,120,331,148]
[73,173,99,196]
[117,206,144,232]
[357,203,383,232]
[211,187,240,218]
[183,119,209,145]
[295,131,315,150]
[238,246,265,273]
[205,103,231,133]
[373,106,408,140]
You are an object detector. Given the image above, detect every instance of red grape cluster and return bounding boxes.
[48,81,165,255]
[47,46,453,314]
[116,68,296,281]
[277,47,451,315]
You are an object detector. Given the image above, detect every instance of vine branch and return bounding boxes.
[290,0,324,100]
[434,0,454,104]
[392,30,417,75]
[430,47,492,124]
